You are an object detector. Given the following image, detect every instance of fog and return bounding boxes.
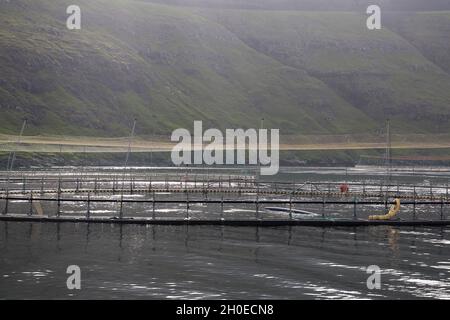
[145,0,450,11]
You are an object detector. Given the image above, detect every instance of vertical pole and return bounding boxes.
[256,186,259,220]
[57,189,61,217]
[3,189,9,215]
[152,190,156,220]
[3,119,27,216]
[430,182,433,199]
[5,152,11,173]
[119,193,124,219]
[120,119,137,206]
[385,118,392,183]
[256,196,259,219]
[87,192,91,219]
[258,118,264,182]
[221,195,224,220]
[186,192,189,220]
[130,177,134,195]
[353,197,357,219]
[8,119,27,172]
[81,146,86,191]
[440,197,444,220]
[28,193,33,216]
[289,194,292,220]
[322,197,325,218]
[124,119,137,170]
[112,176,115,194]
[446,181,449,201]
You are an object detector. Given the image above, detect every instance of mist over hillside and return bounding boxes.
[145,0,450,11]
[1,0,450,138]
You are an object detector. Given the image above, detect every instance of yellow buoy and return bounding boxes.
[369,198,401,220]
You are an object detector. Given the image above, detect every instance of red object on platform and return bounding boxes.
[340,184,349,193]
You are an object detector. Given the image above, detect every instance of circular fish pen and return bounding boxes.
[1,168,449,227]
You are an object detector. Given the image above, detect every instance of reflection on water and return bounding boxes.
[387,227,400,253]
[0,222,448,299]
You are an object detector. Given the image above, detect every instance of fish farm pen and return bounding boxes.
[0,168,450,227]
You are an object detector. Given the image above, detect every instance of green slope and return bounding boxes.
[0,0,450,138]
[195,9,450,134]
[385,11,450,74]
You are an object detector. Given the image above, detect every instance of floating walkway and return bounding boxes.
[1,172,449,227]
[1,215,449,227]
[1,174,449,201]
[1,187,447,201]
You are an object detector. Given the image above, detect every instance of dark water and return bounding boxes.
[0,222,449,299]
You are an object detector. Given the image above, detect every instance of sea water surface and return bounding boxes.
[0,222,449,299]
[0,167,449,299]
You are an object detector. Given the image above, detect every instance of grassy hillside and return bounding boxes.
[1,0,450,138]
[196,9,450,134]
[385,12,450,74]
